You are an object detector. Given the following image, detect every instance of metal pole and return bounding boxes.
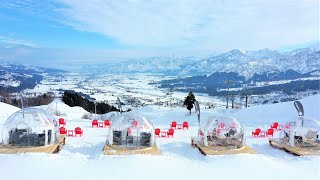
[225,80,232,109]
[170,92,172,111]
[245,94,248,108]
[56,101,58,115]
[231,94,234,109]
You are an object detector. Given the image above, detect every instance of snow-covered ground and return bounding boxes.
[24,73,226,109]
[0,95,319,180]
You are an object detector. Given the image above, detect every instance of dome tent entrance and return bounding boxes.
[104,113,160,155]
[191,115,256,155]
[0,108,65,154]
[269,116,320,156]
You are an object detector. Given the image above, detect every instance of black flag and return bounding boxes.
[117,97,122,114]
[194,100,200,126]
[294,101,304,116]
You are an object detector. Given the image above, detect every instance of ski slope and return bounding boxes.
[0,95,319,180]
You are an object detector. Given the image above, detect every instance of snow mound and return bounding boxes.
[37,99,89,120]
[0,102,20,124]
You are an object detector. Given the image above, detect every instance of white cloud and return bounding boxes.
[0,36,36,48]
[56,0,319,50]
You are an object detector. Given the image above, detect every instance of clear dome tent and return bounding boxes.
[92,111,120,121]
[197,115,245,148]
[101,111,120,122]
[277,116,320,148]
[106,113,155,148]
[0,108,60,147]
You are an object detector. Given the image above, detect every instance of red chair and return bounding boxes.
[218,122,225,129]
[213,128,221,135]
[170,121,177,129]
[271,122,282,130]
[155,128,160,137]
[104,119,111,127]
[182,121,189,129]
[75,127,83,137]
[92,119,98,127]
[127,128,132,135]
[59,127,67,134]
[266,128,274,137]
[132,120,138,127]
[167,128,174,138]
[285,123,290,130]
[59,118,66,127]
[252,128,261,137]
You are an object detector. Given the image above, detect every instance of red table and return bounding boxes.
[260,131,266,137]
[98,122,104,128]
[177,124,182,129]
[161,131,167,137]
[67,130,74,137]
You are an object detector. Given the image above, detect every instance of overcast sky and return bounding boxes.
[0,0,318,65]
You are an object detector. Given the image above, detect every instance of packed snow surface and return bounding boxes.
[0,95,319,180]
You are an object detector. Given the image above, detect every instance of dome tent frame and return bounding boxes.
[191,115,256,155]
[269,116,320,156]
[0,108,65,154]
[104,113,160,155]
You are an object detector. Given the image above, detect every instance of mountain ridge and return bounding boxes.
[91,45,320,79]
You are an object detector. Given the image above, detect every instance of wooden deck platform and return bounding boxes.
[0,135,66,154]
[191,137,256,155]
[103,144,160,155]
[269,138,320,156]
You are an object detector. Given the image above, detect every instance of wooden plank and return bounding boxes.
[269,138,320,156]
[191,137,256,155]
[103,144,160,155]
[0,135,65,154]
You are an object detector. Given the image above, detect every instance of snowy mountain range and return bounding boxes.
[0,62,64,92]
[99,45,320,79]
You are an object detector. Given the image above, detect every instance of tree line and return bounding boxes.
[62,91,119,114]
[0,91,54,108]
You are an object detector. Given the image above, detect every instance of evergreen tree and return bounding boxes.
[183,91,196,114]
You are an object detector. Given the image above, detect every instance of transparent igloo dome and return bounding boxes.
[278,116,320,147]
[1,108,59,147]
[198,115,245,147]
[107,113,155,148]
[102,111,120,121]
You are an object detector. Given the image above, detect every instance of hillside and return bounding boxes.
[96,46,320,79]
[0,62,65,92]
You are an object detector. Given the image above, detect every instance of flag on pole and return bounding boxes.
[294,101,304,116]
[117,97,122,114]
[194,100,200,126]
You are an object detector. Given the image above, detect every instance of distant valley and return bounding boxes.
[0,45,319,108]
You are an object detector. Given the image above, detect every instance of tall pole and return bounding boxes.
[170,92,172,111]
[239,92,242,108]
[231,94,235,109]
[225,80,233,109]
[169,88,174,111]
[156,97,160,109]
[20,92,25,117]
[56,101,58,115]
